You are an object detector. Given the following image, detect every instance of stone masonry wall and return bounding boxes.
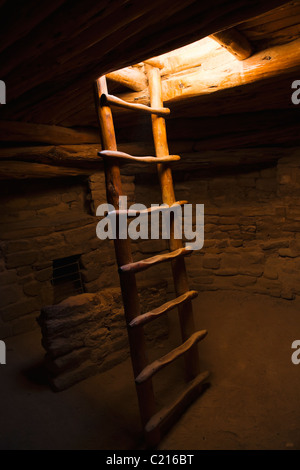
[135,149,300,302]
[0,173,135,338]
[2,148,300,345]
[38,280,168,391]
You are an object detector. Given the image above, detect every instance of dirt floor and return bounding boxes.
[0,290,300,450]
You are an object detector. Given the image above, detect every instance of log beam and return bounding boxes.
[116,38,300,105]
[0,146,297,179]
[0,121,100,145]
[210,27,253,60]
[0,0,289,125]
[0,161,92,179]
[106,66,147,91]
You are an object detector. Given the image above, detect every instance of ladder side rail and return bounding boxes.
[145,65,200,381]
[94,77,159,444]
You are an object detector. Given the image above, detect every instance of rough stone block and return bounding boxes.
[0,298,40,322]
[202,255,220,269]
[218,217,238,225]
[0,270,18,285]
[214,268,238,276]
[2,240,33,254]
[34,267,52,282]
[205,224,217,233]
[283,223,300,232]
[64,224,96,246]
[38,282,168,391]
[263,265,278,280]
[5,250,38,268]
[203,215,218,224]
[12,312,39,336]
[260,167,276,178]
[219,225,240,232]
[278,248,298,258]
[256,278,282,292]
[80,246,113,268]
[239,266,263,277]
[256,179,277,192]
[281,290,295,300]
[241,225,256,233]
[262,240,289,250]
[215,240,229,249]
[233,275,257,287]
[278,173,291,185]
[202,240,216,249]
[0,285,23,308]
[230,240,243,247]
[17,266,32,277]
[239,178,256,188]
[23,281,41,297]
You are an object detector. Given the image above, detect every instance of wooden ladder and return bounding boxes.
[94,65,209,447]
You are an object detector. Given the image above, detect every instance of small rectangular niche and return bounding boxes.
[51,254,84,304]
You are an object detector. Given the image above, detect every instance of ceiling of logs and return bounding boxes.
[0,0,299,129]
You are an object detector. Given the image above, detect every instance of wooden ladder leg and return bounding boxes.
[145,65,200,381]
[94,77,159,446]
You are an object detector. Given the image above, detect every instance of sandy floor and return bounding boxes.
[0,290,300,450]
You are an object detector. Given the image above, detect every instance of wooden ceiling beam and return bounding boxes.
[209,27,253,60]
[0,120,100,145]
[148,27,253,79]
[0,0,289,125]
[0,0,66,54]
[162,38,300,103]
[147,37,219,77]
[0,161,92,179]
[0,0,191,100]
[0,0,125,77]
[0,147,297,179]
[106,67,147,92]
[115,38,300,107]
[237,1,300,50]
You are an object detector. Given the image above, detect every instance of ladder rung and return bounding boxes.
[145,371,210,433]
[129,290,198,328]
[135,330,207,384]
[119,247,193,274]
[101,93,170,116]
[98,150,180,164]
[109,200,187,218]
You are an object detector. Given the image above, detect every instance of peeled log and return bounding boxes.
[0,146,296,179]
[106,66,147,91]
[0,161,92,179]
[0,120,100,144]
[135,330,208,384]
[119,247,193,274]
[117,38,300,105]
[149,37,226,77]
[99,150,180,164]
[102,93,170,116]
[130,290,198,327]
[210,27,253,60]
